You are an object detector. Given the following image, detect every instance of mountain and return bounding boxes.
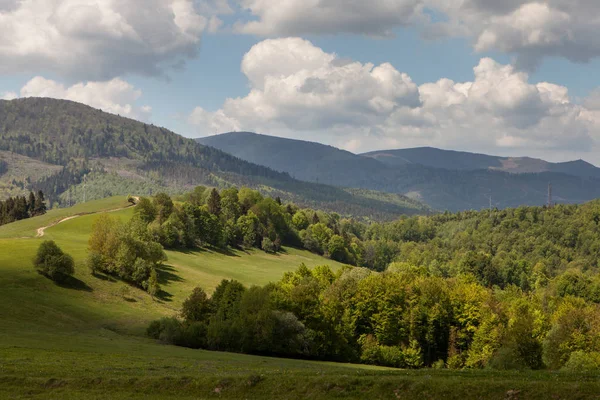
[198,131,387,185]
[0,98,429,219]
[198,132,600,211]
[362,147,600,178]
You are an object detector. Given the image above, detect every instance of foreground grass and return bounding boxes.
[2,339,600,399]
[2,199,600,399]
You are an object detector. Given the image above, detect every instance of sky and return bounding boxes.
[2,1,600,163]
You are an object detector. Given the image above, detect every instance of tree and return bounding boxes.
[135,197,157,224]
[292,211,309,230]
[207,188,222,216]
[328,235,348,262]
[153,193,174,223]
[35,190,46,215]
[33,240,74,283]
[181,287,212,323]
[147,268,161,299]
[28,192,36,216]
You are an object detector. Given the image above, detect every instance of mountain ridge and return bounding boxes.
[198,131,600,211]
[0,98,429,219]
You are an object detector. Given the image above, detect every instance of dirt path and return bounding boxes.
[35,197,139,238]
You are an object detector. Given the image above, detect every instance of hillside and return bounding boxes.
[199,132,600,211]
[2,197,600,398]
[0,98,429,219]
[363,147,600,177]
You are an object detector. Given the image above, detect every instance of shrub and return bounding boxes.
[562,351,600,372]
[402,340,424,369]
[379,345,404,368]
[262,237,276,253]
[146,317,183,345]
[33,240,75,283]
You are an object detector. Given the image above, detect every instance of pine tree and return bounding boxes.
[312,212,320,225]
[28,192,36,216]
[35,190,47,215]
[207,188,222,216]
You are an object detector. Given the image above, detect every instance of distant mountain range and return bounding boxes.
[198,132,600,211]
[363,147,600,178]
[0,98,429,219]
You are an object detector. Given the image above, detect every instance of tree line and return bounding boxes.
[80,187,600,370]
[148,263,600,371]
[0,190,46,226]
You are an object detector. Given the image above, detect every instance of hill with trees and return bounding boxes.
[199,132,600,211]
[0,98,429,219]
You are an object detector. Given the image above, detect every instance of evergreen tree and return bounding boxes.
[35,190,47,215]
[207,188,222,216]
[28,191,36,216]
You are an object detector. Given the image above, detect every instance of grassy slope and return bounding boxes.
[1,200,599,399]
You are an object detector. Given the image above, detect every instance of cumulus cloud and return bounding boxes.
[431,0,600,69]
[189,38,599,157]
[0,91,17,100]
[0,0,217,80]
[229,0,600,68]
[17,76,151,120]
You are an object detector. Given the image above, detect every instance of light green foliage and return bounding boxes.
[87,214,166,291]
[562,351,600,371]
[292,211,309,230]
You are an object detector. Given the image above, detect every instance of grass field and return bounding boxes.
[2,198,600,399]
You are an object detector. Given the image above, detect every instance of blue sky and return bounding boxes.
[2,1,600,163]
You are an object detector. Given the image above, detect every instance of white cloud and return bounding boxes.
[0,0,218,80]
[234,0,422,37]
[189,38,599,158]
[18,76,151,120]
[431,0,600,68]
[228,0,600,68]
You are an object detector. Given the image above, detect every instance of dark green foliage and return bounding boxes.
[33,240,74,283]
[207,188,221,215]
[181,287,212,323]
[0,190,46,226]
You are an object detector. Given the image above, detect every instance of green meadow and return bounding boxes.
[1,197,600,399]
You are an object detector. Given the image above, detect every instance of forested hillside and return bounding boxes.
[0,98,429,219]
[141,190,600,371]
[200,132,600,211]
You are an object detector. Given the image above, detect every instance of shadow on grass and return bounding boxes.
[156,289,173,303]
[156,264,184,285]
[55,276,93,292]
[171,245,242,258]
[91,272,117,282]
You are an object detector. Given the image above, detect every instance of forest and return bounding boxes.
[0,190,46,226]
[81,186,600,371]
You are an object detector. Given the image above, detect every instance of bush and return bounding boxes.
[33,240,75,283]
[402,340,424,369]
[379,345,405,368]
[146,317,183,345]
[262,237,276,253]
[562,351,600,372]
